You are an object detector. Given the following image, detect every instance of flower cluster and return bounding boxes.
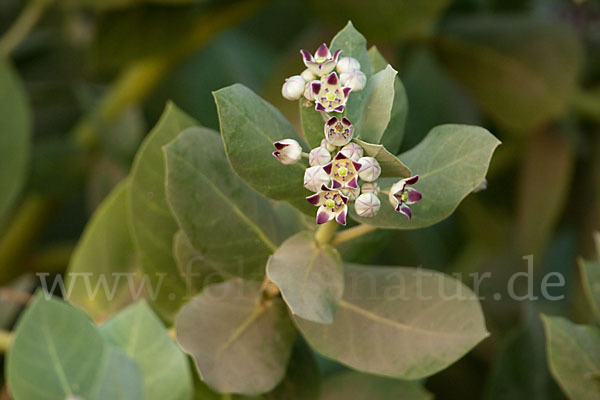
[274,43,421,225]
[281,43,367,111]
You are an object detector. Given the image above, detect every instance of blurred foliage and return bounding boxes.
[0,0,599,398]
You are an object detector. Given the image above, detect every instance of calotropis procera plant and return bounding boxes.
[6,22,500,399]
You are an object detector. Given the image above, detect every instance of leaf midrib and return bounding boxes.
[167,150,277,253]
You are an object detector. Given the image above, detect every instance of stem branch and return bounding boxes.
[315,221,339,245]
[0,0,53,56]
[331,224,377,245]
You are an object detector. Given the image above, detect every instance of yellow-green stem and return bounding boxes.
[0,330,13,353]
[331,224,377,245]
[0,0,53,56]
[315,221,339,245]
[0,195,56,284]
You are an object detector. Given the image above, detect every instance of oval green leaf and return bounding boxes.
[0,57,31,224]
[542,315,600,400]
[100,301,193,400]
[67,179,143,322]
[294,264,488,379]
[353,139,411,178]
[6,292,144,400]
[352,124,500,229]
[164,127,279,279]
[214,83,313,215]
[175,280,297,395]
[129,102,198,322]
[267,231,343,324]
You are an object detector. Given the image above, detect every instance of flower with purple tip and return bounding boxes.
[306,185,349,225]
[388,175,422,219]
[272,139,302,165]
[324,116,354,146]
[311,72,351,113]
[323,152,361,189]
[300,43,342,77]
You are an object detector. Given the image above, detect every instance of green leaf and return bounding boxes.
[355,65,398,144]
[435,16,583,134]
[300,101,327,149]
[100,301,193,400]
[353,139,411,178]
[368,46,409,153]
[262,340,321,400]
[91,345,144,400]
[294,264,488,380]
[214,84,313,215]
[267,232,343,324]
[0,57,31,225]
[6,292,144,400]
[330,21,372,78]
[330,22,372,126]
[129,102,198,322]
[164,127,279,279]
[352,124,500,229]
[175,280,297,395]
[67,180,142,322]
[542,315,600,400]
[321,371,432,400]
[173,230,225,295]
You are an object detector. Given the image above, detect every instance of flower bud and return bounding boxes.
[304,166,330,192]
[357,157,381,182]
[340,70,366,92]
[340,142,363,161]
[304,80,318,101]
[321,139,337,152]
[336,57,361,74]
[309,146,331,166]
[273,139,302,165]
[341,187,360,202]
[354,193,381,218]
[281,75,305,100]
[301,68,316,81]
[361,182,380,195]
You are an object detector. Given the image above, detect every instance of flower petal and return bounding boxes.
[316,43,331,59]
[326,72,338,85]
[398,205,412,219]
[306,193,321,205]
[317,209,333,224]
[404,175,419,185]
[300,49,314,63]
[336,207,347,225]
[406,188,422,204]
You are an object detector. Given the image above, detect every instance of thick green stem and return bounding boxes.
[331,224,377,245]
[315,221,339,245]
[0,0,53,56]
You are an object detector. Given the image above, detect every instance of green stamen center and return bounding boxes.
[325,199,336,209]
[338,166,348,177]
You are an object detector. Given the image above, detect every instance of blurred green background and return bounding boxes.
[0,0,599,398]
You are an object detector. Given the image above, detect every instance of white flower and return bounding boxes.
[354,193,381,218]
[357,157,381,182]
[340,142,363,161]
[301,68,316,81]
[324,116,354,146]
[340,70,366,92]
[361,182,380,195]
[388,175,422,219]
[272,139,302,165]
[301,43,342,77]
[336,57,361,74]
[281,75,305,100]
[309,146,331,166]
[304,166,330,192]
